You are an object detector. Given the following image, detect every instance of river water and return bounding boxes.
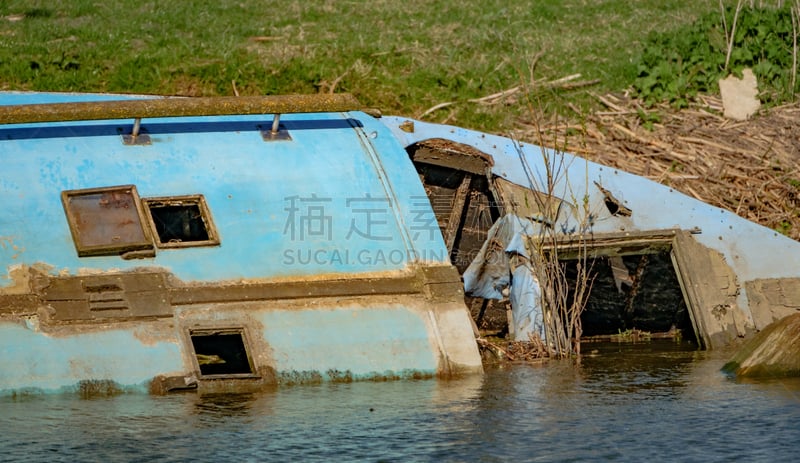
[1,340,798,462]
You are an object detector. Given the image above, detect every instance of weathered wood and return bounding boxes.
[411,138,494,175]
[493,177,570,226]
[443,174,472,252]
[534,229,678,259]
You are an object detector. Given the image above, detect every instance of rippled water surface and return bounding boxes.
[2,340,799,462]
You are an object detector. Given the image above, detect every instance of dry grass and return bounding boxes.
[516,94,800,240]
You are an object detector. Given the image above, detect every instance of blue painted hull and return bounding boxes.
[0,92,482,396]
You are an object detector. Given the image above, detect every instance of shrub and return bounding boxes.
[633,4,798,107]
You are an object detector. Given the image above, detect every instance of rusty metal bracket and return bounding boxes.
[121,117,152,145]
[259,113,292,141]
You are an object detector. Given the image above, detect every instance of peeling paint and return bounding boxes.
[1,264,50,294]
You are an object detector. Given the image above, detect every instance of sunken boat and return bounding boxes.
[0,92,797,395]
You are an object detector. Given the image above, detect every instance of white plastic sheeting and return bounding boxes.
[463,214,544,341]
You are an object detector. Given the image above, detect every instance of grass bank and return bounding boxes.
[0,0,720,133]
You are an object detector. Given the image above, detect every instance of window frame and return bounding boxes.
[61,185,154,257]
[188,327,258,379]
[142,194,220,249]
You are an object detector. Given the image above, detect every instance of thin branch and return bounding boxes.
[468,85,521,104]
[328,65,352,94]
[418,101,455,119]
[793,0,799,95]
[725,0,745,72]
[720,0,730,48]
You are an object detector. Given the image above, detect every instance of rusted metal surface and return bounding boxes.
[61,185,154,257]
[0,94,363,125]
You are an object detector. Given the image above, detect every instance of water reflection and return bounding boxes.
[577,340,698,397]
[1,341,799,462]
[193,393,263,418]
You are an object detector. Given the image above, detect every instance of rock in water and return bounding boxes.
[723,313,800,378]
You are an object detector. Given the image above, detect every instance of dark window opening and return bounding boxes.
[469,249,699,346]
[569,251,697,344]
[143,195,219,248]
[190,330,254,377]
[61,185,154,257]
[151,204,208,241]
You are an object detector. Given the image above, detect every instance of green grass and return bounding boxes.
[634,2,799,108]
[0,0,723,133]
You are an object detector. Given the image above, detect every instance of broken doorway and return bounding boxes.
[407,140,701,346]
[568,252,696,343]
[406,139,507,334]
[543,230,700,345]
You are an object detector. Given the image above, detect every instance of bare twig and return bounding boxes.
[468,86,521,104]
[476,338,515,360]
[725,0,745,72]
[793,0,799,94]
[720,0,730,48]
[544,73,582,87]
[370,46,416,57]
[593,92,626,112]
[328,66,352,94]
[468,74,598,107]
[418,101,455,119]
[527,51,546,87]
[557,78,601,90]
[248,36,284,42]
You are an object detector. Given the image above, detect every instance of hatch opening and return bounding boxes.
[143,195,220,248]
[190,329,255,378]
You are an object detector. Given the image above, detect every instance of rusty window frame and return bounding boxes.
[61,185,154,257]
[142,195,220,249]
[188,327,257,379]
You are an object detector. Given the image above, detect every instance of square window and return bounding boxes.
[61,185,154,257]
[190,329,255,377]
[143,195,219,248]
